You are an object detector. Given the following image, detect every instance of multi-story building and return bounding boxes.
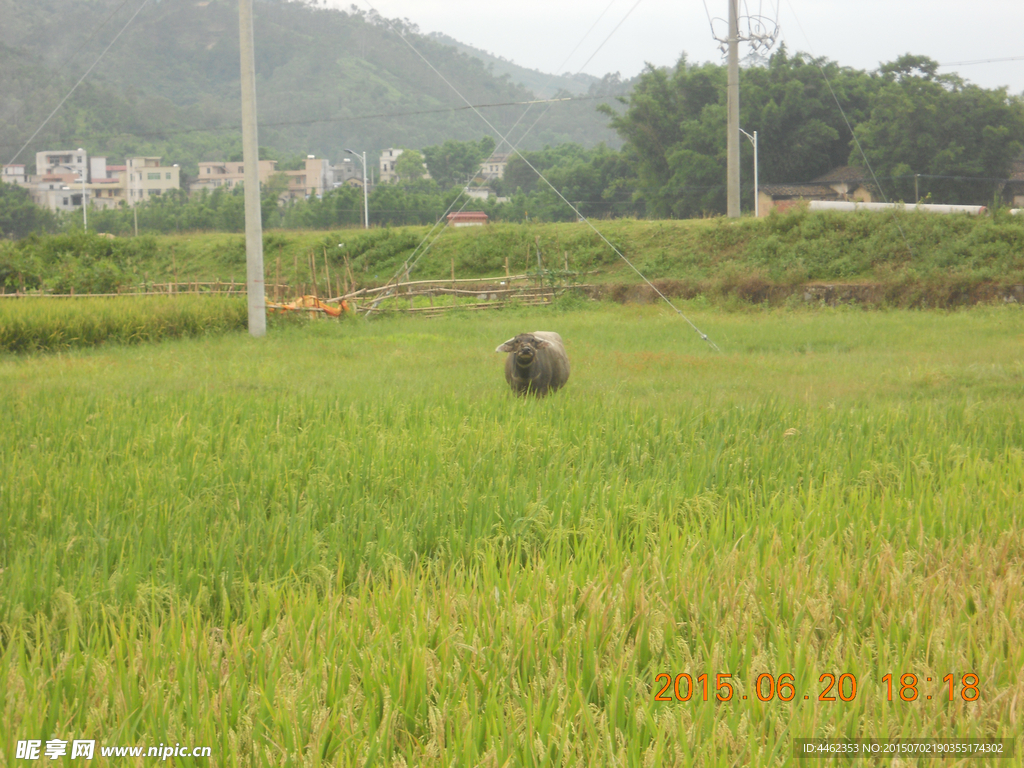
[80,157,125,210]
[125,157,180,205]
[191,156,331,202]
[19,152,179,213]
[88,177,128,210]
[331,157,364,188]
[36,149,89,180]
[379,148,402,183]
[2,164,27,185]
[378,148,430,184]
[281,156,330,201]
[29,150,89,212]
[479,152,510,181]
[34,181,82,213]
[191,159,280,194]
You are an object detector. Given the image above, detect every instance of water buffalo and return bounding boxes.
[495,331,570,396]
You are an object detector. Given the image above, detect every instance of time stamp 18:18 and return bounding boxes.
[653,672,981,703]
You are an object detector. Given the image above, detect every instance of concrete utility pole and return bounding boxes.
[726,0,741,218]
[239,0,266,337]
[709,0,775,217]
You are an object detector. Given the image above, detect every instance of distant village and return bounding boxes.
[8,147,1021,220]
[1,147,511,215]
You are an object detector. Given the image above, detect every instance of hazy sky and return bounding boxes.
[331,0,1024,95]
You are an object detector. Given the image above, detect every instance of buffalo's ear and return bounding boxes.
[496,338,517,353]
[534,338,552,349]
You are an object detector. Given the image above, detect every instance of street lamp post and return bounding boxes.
[739,128,759,217]
[57,163,87,230]
[345,148,369,229]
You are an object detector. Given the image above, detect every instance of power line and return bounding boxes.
[781,0,915,258]
[555,0,619,76]
[938,56,1024,67]
[573,0,644,76]
[361,0,720,352]
[0,95,605,154]
[507,0,642,150]
[6,0,152,167]
[0,0,136,133]
[343,1,650,305]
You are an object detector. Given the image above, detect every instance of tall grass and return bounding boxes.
[0,295,248,353]
[1,304,1022,765]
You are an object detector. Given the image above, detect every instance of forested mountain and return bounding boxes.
[0,0,625,176]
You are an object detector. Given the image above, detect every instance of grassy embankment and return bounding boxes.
[2,304,1023,765]
[2,208,1023,306]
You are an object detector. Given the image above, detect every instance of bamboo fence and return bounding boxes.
[1,271,591,317]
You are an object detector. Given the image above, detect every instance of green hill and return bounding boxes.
[0,0,623,176]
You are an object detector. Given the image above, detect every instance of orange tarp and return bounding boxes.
[266,295,349,317]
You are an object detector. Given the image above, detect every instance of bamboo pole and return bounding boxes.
[345,256,355,293]
[309,250,318,300]
[323,247,332,299]
[366,295,554,314]
[275,257,281,302]
[337,274,537,299]
[535,236,543,288]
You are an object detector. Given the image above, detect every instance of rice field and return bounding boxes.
[1,302,1023,766]
[0,296,247,354]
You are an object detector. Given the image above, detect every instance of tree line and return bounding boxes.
[3,48,1022,239]
[603,48,1024,217]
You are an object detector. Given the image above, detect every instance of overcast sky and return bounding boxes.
[331,0,1024,95]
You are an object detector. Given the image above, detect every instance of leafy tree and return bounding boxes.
[422,136,496,188]
[852,54,1024,204]
[393,149,427,183]
[500,143,599,196]
[601,48,881,217]
[599,58,729,217]
[742,46,878,183]
[262,173,292,223]
[0,182,58,239]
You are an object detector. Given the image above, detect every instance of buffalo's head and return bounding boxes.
[496,333,551,366]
